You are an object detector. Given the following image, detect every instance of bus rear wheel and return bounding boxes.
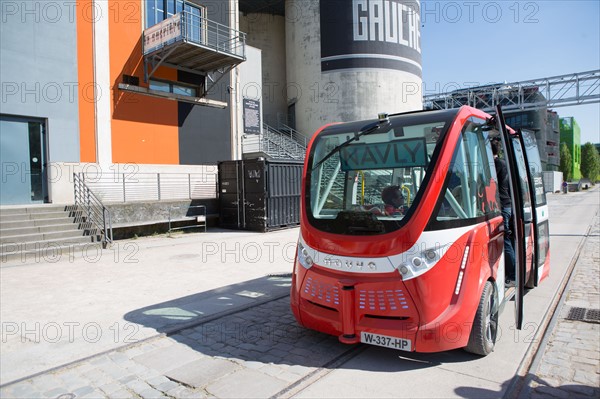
[465,281,498,356]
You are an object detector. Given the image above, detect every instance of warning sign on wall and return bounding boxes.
[243,98,261,134]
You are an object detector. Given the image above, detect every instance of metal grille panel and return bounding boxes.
[303,277,340,306]
[566,307,600,324]
[358,289,409,311]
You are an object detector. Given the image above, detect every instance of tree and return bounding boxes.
[580,142,600,183]
[559,142,572,182]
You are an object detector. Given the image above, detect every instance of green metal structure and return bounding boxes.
[560,117,582,180]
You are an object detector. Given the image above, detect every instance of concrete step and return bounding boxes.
[0,205,100,265]
[0,217,77,230]
[0,205,71,216]
[0,229,85,245]
[1,241,104,264]
[0,223,80,237]
[0,235,98,255]
[0,210,83,223]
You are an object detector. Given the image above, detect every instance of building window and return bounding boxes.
[506,114,530,129]
[149,80,170,93]
[149,79,198,97]
[146,0,204,28]
[173,85,196,96]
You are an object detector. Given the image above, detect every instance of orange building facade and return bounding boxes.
[1,0,245,204]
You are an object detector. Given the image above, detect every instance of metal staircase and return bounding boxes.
[242,123,307,160]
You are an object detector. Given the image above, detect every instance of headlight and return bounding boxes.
[297,242,314,269]
[397,244,450,280]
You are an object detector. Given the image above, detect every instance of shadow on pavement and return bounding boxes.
[125,276,484,373]
[455,373,600,399]
[123,275,293,333]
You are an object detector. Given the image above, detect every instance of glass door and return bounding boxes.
[0,116,46,204]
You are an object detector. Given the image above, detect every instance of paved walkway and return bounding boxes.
[519,209,600,398]
[0,195,598,398]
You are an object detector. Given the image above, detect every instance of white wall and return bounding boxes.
[240,14,287,127]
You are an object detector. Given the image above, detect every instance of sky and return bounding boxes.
[420,0,600,144]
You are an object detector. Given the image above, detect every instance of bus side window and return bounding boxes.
[468,124,499,218]
[434,119,499,222]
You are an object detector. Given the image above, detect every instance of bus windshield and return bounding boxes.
[306,112,455,235]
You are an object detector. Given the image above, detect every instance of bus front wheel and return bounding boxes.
[465,281,498,356]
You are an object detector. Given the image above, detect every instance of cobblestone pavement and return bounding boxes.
[0,298,352,399]
[1,199,598,399]
[524,212,600,399]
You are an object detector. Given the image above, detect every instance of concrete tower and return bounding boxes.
[285,0,423,137]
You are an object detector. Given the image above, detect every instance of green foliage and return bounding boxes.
[580,142,600,182]
[559,142,572,182]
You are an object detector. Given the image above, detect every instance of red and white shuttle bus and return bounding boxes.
[291,105,550,355]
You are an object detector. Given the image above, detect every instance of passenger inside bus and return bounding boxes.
[381,185,405,216]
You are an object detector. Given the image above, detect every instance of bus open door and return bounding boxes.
[518,129,551,287]
[495,106,550,330]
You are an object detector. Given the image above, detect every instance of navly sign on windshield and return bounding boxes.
[320,0,422,75]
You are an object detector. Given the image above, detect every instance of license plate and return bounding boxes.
[360,331,411,351]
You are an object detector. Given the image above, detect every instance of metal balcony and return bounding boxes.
[142,10,246,84]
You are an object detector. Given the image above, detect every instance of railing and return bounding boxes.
[143,10,246,60]
[277,123,308,148]
[73,173,113,246]
[264,124,307,159]
[81,168,218,203]
[242,124,307,160]
[182,11,246,58]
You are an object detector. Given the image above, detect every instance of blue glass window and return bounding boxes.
[146,0,201,28]
[149,80,170,93]
[150,79,197,97]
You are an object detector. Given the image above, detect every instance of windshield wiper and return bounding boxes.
[311,117,391,171]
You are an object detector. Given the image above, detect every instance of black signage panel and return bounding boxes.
[320,0,422,75]
[243,98,261,134]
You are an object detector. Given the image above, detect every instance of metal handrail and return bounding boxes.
[277,123,308,147]
[143,10,247,59]
[187,13,246,57]
[241,123,308,160]
[73,173,113,246]
[262,123,307,159]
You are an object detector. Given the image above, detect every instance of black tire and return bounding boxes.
[465,281,498,356]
